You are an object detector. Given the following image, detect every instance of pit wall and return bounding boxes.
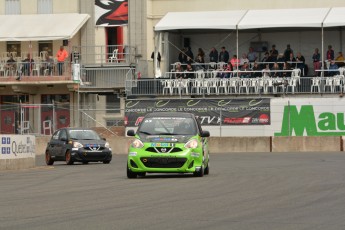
[0,135,36,171]
[34,136,344,156]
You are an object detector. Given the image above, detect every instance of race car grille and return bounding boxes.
[145,147,183,153]
[140,157,187,168]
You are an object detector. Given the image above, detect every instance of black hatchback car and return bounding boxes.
[45,128,112,165]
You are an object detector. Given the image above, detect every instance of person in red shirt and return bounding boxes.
[56,46,68,75]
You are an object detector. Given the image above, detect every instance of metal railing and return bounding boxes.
[79,66,136,89]
[71,44,136,66]
[126,74,345,97]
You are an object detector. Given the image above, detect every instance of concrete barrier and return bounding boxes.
[209,137,271,153]
[34,136,343,156]
[0,158,35,171]
[272,136,342,152]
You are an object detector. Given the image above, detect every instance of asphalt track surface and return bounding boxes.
[1,152,345,230]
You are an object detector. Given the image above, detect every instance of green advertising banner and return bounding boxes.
[125,99,270,126]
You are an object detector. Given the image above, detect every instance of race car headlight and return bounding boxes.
[131,139,144,149]
[184,139,198,149]
[105,142,110,148]
[73,141,83,148]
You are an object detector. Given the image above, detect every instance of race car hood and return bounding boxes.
[77,139,107,146]
[138,134,194,143]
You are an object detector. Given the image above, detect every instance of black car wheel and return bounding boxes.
[204,163,209,175]
[127,163,137,178]
[103,160,111,164]
[45,151,54,165]
[193,165,204,177]
[65,151,74,165]
[82,161,89,164]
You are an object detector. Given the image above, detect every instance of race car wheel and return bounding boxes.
[65,151,74,165]
[45,151,54,165]
[204,163,209,175]
[103,160,111,164]
[82,161,89,164]
[127,163,137,178]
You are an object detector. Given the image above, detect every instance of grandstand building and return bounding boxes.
[0,0,344,136]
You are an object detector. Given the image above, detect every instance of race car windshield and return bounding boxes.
[68,130,101,140]
[138,117,197,135]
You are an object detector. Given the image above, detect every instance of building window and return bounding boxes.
[5,0,21,15]
[39,41,53,56]
[7,42,21,58]
[106,95,120,114]
[38,0,52,14]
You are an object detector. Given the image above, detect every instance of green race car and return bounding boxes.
[126,112,210,178]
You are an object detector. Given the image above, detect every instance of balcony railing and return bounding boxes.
[126,74,345,97]
[71,44,136,66]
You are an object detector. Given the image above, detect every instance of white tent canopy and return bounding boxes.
[323,7,345,27]
[154,10,247,31]
[154,7,345,31]
[237,8,331,29]
[0,13,90,41]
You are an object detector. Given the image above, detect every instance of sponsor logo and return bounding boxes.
[187,100,201,107]
[259,114,269,124]
[275,105,345,136]
[223,117,251,124]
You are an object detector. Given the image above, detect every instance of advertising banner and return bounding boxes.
[125,99,271,126]
[0,135,35,159]
[95,0,128,26]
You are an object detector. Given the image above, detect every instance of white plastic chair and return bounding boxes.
[31,63,41,76]
[323,77,334,93]
[228,78,238,94]
[206,79,218,95]
[311,77,321,93]
[109,49,119,63]
[218,79,228,94]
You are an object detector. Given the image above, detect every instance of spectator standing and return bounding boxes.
[269,44,279,62]
[284,44,293,61]
[326,45,335,60]
[178,48,187,63]
[185,46,194,60]
[247,47,257,63]
[219,46,230,63]
[22,53,34,76]
[56,46,68,76]
[260,52,270,69]
[209,47,218,63]
[312,48,321,76]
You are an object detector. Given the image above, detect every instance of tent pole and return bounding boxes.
[321,24,324,77]
[236,25,239,73]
